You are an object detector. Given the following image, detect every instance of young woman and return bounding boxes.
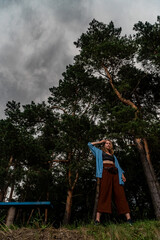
[88,139,132,224]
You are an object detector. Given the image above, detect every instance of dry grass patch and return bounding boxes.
[0,226,94,240]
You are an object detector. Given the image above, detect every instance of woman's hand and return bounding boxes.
[122,174,126,182]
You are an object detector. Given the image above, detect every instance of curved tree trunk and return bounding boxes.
[135,138,160,219]
[103,65,160,219]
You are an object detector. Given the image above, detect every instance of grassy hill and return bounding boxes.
[0,220,160,240]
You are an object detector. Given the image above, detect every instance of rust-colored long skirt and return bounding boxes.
[97,163,130,214]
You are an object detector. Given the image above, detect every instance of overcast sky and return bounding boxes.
[0,0,159,118]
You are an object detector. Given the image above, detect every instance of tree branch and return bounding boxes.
[48,159,69,163]
[102,64,139,117]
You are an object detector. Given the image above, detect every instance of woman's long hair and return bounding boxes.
[101,139,114,155]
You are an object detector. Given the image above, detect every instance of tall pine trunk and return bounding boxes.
[135,138,160,219]
[103,65,160,219]
[63,188,73,225]
[63,169,79,225]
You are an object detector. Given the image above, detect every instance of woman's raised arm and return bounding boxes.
[91,140,106,145]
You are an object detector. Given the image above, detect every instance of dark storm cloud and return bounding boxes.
[0,0,91,118]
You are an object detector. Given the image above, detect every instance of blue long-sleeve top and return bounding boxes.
[88,142,125,185]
